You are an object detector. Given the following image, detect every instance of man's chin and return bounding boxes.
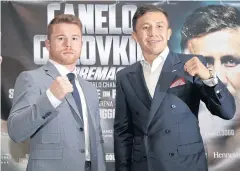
[59,59,78,66]
[147,49,163,56]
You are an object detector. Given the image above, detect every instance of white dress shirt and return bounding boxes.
[46,59,91,161]
[140,47,218,98]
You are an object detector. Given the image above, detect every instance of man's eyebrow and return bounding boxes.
[55,34,65,37]
[141,21,165,25]
[204,56,214,64]
[221,55,240,64]
[72,35,80,37]
[204,56,213,58]
[54,34,80,37]
[156,21,165,24]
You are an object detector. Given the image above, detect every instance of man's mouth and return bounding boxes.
[148,40,161,43]
[63,51,74,54]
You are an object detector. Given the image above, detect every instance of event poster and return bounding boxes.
[1,1,240,171]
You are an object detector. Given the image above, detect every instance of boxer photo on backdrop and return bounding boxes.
[7,14,106,171]
[181,4,240,171]
[113,5,236,171]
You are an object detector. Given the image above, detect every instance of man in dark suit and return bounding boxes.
[114,5,236,171]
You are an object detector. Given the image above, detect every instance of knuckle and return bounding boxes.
[56,76,61,81]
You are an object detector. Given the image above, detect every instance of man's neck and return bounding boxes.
[49,58,76,72]
[142,46,169,65]
[143,53,160,65]
[64,64,75,72]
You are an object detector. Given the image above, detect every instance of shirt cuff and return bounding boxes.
[46,89,62,108]
[202,76,218,87]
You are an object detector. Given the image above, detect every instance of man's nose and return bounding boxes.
[214,62,228,85]
[64,39,72,48]
[148,27,158,36]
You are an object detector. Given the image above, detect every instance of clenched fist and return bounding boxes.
[184,57,210,80]
[49,76,73,100]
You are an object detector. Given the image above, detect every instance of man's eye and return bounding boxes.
[143,26,148,30]
[58,37,64,40]
[206,63,214,68]
[221,56,240,67]
[73,37,78,40]
[205,57,214,68]
[223,60,237,67]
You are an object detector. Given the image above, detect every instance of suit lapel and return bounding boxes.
[43,61,82,121]
[147,52,183,126]
[77,76,99,164]
[77,76,96,127]
[65,94,83,121]
[128,62,152,110]
[43,61,60,80]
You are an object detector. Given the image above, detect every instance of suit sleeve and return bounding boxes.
[7,71,58,142]
[194,56,236,120]
[114,73,133,171]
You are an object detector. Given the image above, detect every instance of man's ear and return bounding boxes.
[45,39,50,51]
[79,41,83,58]
[167,28,172,41]
[186,39,196,54]
[132,31,138,43]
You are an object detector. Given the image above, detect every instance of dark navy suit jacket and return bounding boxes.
[114,51,236,171]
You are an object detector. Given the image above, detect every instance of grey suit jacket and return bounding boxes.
[8,61,106,171]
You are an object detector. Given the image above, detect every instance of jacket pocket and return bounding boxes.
[31,148,63,159]
[168,84,186,93]
[132,150,142,162]
[41,133,60,144]
[177,142,204,157]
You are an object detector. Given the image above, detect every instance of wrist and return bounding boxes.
[208,69,216,79]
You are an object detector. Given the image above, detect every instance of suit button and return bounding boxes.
[171,104,176,108]
[216,90,222,99]
[169,152,175,157]
[80,149,85,153]
[79,127,84,132]
[165,129,171,134]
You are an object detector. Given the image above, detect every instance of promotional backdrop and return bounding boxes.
[1,1,240,171]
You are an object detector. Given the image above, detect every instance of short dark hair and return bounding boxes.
[132,5,169,32]
[47,14,82,39]
[181,5,240,51]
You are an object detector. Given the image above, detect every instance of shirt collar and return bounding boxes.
[49,59,77,77]
[140,46,169,70]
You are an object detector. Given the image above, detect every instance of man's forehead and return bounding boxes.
[52,23,81,31]
[137,12,168,24]
[187,29,240,56]
[202,29,240,41]
[52,25,81,35]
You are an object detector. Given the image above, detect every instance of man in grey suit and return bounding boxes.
[114,5,235,171]
[8,14,106,171]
